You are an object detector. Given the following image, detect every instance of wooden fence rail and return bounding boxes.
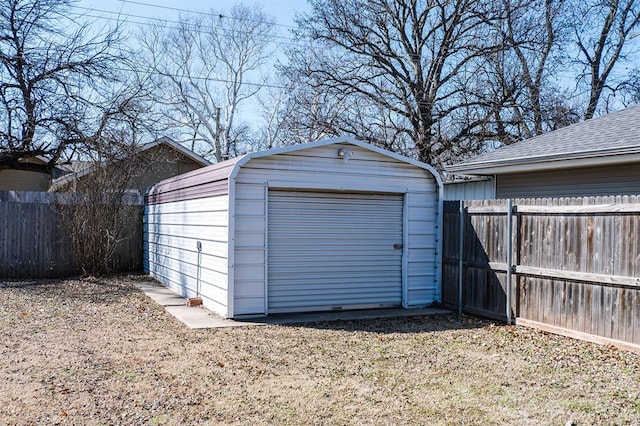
[0,191,143,278]
[442,195,640,352]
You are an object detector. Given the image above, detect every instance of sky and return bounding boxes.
[75,0,310,31]
[72,0,312,131]
[73,0,312,70]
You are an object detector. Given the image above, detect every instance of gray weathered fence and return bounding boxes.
[442,196,640,351]
[0,191,143,278]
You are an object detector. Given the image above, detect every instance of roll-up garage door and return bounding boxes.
[267,190,404,313]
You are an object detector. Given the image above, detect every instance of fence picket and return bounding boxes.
[442,196,640,350]
[0,191,143,278]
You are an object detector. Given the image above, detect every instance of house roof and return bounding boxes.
[447,104,640,175]
[48,136,211,191]
[141,136,210,167]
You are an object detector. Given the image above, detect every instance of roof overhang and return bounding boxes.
[447,149,640,176]
[144,136,211,167]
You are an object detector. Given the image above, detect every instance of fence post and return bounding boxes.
[458,200,464,315]
[506,199,513,324]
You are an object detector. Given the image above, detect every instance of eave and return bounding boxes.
[447,149,640,176]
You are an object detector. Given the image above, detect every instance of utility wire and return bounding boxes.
[109,66,290,90]
[117,0,299,30]
[69,5,300,46]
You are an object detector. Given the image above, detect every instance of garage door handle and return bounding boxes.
[393,243,403,249]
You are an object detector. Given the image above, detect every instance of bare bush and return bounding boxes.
[54,142,152,276]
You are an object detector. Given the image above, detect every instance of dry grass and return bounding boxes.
[1,275,639,425]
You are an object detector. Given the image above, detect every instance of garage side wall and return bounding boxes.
[144,195,230,317]
[231,143,440,316]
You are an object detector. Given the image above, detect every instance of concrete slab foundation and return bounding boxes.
[136,281,450,329]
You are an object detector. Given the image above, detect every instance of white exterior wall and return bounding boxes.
[230,143,440,316]
[144,195,230,317]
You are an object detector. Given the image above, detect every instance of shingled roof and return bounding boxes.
[447,105,640,175]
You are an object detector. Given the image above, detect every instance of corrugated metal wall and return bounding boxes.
[444,179,495,200]
[144,195,230,316]
[496,163,640,198]
[232,143,440,316]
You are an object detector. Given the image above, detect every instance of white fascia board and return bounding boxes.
[448,152,640,176]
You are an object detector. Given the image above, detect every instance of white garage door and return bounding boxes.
[267,190,404,313]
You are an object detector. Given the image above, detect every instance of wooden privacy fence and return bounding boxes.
[0,191,143,278]
[442,196,640,351]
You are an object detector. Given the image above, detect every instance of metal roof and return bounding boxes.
[447,104,640,175]
[146,136,444,204]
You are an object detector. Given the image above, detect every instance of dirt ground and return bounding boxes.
[1,275,639,425]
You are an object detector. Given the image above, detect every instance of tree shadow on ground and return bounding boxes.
[259,312,503,335]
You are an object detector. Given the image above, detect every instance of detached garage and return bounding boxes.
[144,137,443,318]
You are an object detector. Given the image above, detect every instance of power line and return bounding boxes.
[112,66,289,90]
[0,51,290,89]
[68,5,301,47]
[117,0,299,30]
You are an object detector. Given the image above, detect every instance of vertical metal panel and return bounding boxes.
[444,179,495,200]
[404,192,439,306]
[401,193,409,308]
[230,182,269,316]
[144,195,230,317]
[263,184,269,314]
[267,190,404,313]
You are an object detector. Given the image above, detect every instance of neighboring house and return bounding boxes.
[446,105,640,199]
[49,137,210,194]
[0,157,52,191]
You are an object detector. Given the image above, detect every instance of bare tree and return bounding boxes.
[568,0,640,119]
[0,0,140,173]
[477,0,581,142]
[138,3,275,162]
[280,0,507,167]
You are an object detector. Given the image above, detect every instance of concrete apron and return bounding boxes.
[136,282,450,329]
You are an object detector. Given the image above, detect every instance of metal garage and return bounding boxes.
[144,137,443,318]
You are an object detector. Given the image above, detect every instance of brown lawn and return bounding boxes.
[1,275,638,425]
